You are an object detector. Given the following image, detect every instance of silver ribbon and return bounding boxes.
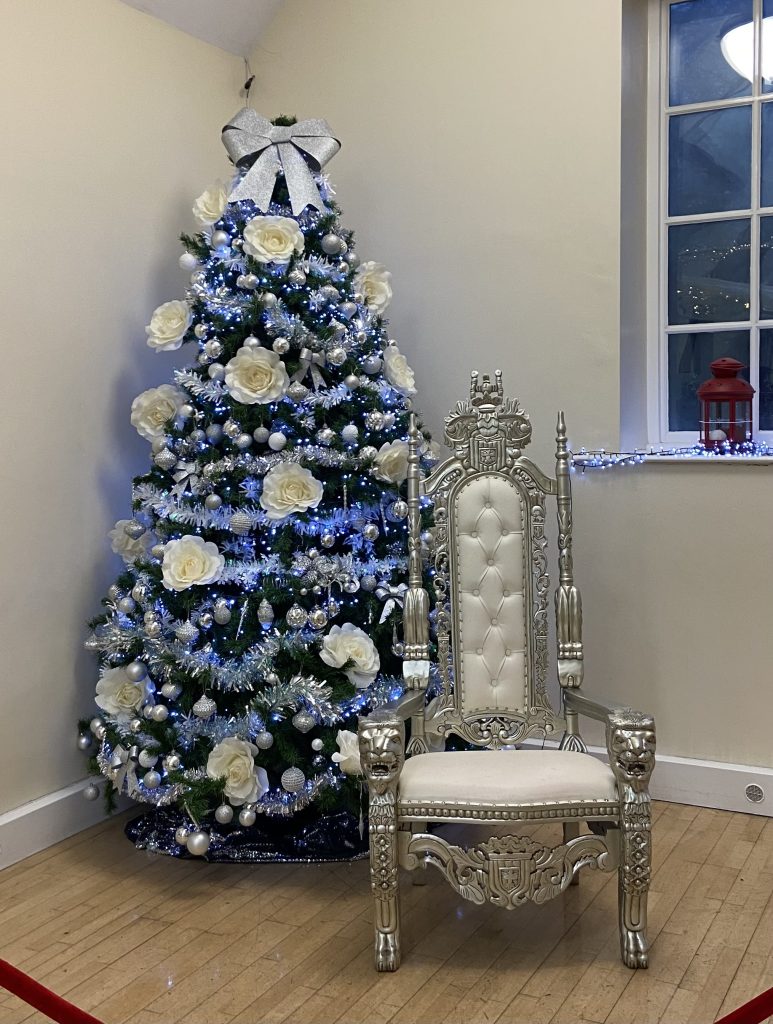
[172,460,200,497]
[222,109,340,215]
[376,582,408,624]
[291,347,328,390]
[110,744,140,797]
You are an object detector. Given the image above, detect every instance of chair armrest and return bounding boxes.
[374,689,426,720]
[564,690,656,791]
[357,710,406,794]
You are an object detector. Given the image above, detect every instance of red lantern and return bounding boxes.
[697,357,754,449]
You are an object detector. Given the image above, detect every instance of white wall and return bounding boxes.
[0,0,240,814]
[253,0,773,769]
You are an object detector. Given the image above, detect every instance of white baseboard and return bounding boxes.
[0,778,131,870]
[524,738,773,816]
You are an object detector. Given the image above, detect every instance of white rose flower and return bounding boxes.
[192,180,228,226]
[145,300,192,352]
[354,261,392,314]
[224,346,290,405]
[260,463,323,521]
[130,384,187,442]
[95,667,147,722]
[372,440,410,483]
[331,730,362,775]
[320,623,380,688]
[242,215,304,264]
[161,535,224,592]
[382,344,416,397]
[109,519,152,565]
[206,736,268,806]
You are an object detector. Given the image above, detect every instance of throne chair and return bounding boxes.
[358,371,656,972]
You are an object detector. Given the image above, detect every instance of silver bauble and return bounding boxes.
[129,718,142,733]
[362,523,379,542]
[142,705,154,719]
[179,252,198,271]
[326,346,347,367]
[268,431,287,451]
[150,543,166,560]
[213,600,232,625]
[89,716,105,735]
[343,577,360,594]
[117,597,136,614]
[151,704,169,723]
[204,339,223,358]
[178,403,196,421]
[353,291,364,304]
[125,661,148,682]
[215,803,234,825]
[194,323,207,339]
[199,612,213,629]
[161,682,181,700]
[360,445,378,461]
[287,268,306,286]
[311,738,324,752]
[253,426,270,443]
[421,529,434,546]
[339,301,357,319]
[365,411,385,431]
[261,291,278,306]
[145,622,162,639]
[320,531,335,548]
[208,363,225,380]
[343,374,360,390]
[186,830,211,856]
[175,621,200,644]
[77,733,93,752]
[223,419,241,439]
[238,807,257,827]
[307,607,328,630]
[243,334,260,348]
[242,274,259,290]
[362,355,382,375]
[338,261,349,274]
[320,285,340,302]
[292,710,316,733]
[143,770,161,789]
[329,320,346,339]
[347,251,360,268]
[327,597,340,617]
[211,229,229,249]
[190,428,206,445]
[341,424,358,443]
[205,424,224,445]
[163,753,181,772]
[287,381,309,402]
[316,427,335,446]
[257,598,275,626]
[130,583,147,602]
[83,783,100,802]
[272,337,290,354]
[124,520,146,540]
[235,433,253,450]
[175,825,190,845]
[138,748,158,768]
[192,695,217,719]
[230,511,252,536]
[255,730,274,750]
[361,575,378,592]
[286,603,308,629]
[390,499,409,520]
[204,493,223,510]
[321,233,343,255]
[281,767,306,793]
[154,448,177,471]
[265,672,280,686]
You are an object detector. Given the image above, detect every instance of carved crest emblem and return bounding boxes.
[444,370,532,471]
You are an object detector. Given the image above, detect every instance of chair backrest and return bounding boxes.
[414,371,578,749]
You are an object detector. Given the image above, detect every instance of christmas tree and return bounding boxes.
[81,111,429,860]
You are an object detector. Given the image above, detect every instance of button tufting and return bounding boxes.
[487,558,495,566]
[505,649,511,656]
[476,648,483,655]
[503,589,509,596]
[472,589,479,596]
[471,531,477,538]
[491,618,498,626]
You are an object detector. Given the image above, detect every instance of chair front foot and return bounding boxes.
[375,928,401,972]
[620,897,649,969]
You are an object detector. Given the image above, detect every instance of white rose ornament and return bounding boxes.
[145,300,192,352]
[242,215,304,264]
[354,261,392,313]
[382,344,416,397]
[206,737,268,806]
[320,623,380,688]
[224,346,289,405]
[260,463,323,521]
[331,730,362,775]
[371,440,410,483]
[192,180,228,226]
[130,385,187,442]
[161,535,224,592]
[95,666,149,722]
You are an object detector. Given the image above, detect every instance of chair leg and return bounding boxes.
[368,798,402,971]
[563,821,580,885]
[618,796,651,969]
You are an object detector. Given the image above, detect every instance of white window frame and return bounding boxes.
[647,0,773,446]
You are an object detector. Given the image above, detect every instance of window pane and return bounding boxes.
[760,216,773,316]
[668,331,750,430]
[760,330,773,428]
[668,219,751,324]
[669,107,751,216]
[761,2,773,92]
[669,0,752,107]
[760,103,773,207]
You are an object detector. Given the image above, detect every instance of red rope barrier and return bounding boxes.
[716,985,773,1024]
[0,959,104,1024]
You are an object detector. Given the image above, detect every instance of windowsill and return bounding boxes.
[572,451,773,469]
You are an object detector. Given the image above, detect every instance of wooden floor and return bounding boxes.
[0,801,772,1024]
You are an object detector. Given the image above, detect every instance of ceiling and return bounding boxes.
[119,0,283,57]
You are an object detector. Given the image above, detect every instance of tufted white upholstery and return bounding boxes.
[454,475,528,714]
[399,749,618,808]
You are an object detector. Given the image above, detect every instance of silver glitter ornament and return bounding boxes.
[257,599,274,627]
[362,355,382,375]
[124,520,146,540]
[286,603,307,629]
[204,493,222,510]
[343,374,360,390]
[192,695,217,719]
[292,709,316,733]
[179,252,198,271]
[281,767,306,793]
[175,825,190,845]
[238,807,257,827]
[163,753,181,772]
[268,431,287,451]
[320,531,335,548]
[326,346,347,367]
[287,381,309,402]
[360,446,378,461]
[307,607,328,630]
[253,426,270,443]
[215,803,234,825]
[339,301,357,319]
[255,730,274,750]
[77,733,93,752]
[191,430,206,445]
[390,499,409,520]
[214,600,232,625]
[199,611,213,629]
[154,448,177,471]
[138,749,158,768]
[365,411,385,431]
[361,575,378,592]
[151,543,166,560]
[320,285,340,302]
[223,419,241,439]
[175,621,199,644]
[125,661,147,682]
[230,510,252,536]
[117,597,136,614]
[143,770,161,789]
[341,423,358,443]
[205,424,224,444]
[353,291,364,304]
[347,251,360,268]
[362,523,379,542]
[339,261,349,274]
[235,433,253,450]
[211,230,229,248]
[208,363,225,380]
[161,682,181,700]
[84,634,101,652]
[151,704,169,723]
[272,337,290,354]
[321,233,343,255]
[83,783,99,801]
[311,738,324,752]
[186,830,211,856]
[316,426,335,446]
[288,267,306,286]
[145,622,162,639]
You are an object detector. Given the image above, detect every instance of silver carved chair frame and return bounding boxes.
[358,371,656,973]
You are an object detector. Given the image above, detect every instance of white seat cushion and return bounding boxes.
[398,749,618,810]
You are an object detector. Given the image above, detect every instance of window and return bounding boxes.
[652,0,773,442]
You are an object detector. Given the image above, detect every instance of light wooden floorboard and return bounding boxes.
[0,804,770,1023]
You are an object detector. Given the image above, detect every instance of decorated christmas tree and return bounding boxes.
[80,110,429,860]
